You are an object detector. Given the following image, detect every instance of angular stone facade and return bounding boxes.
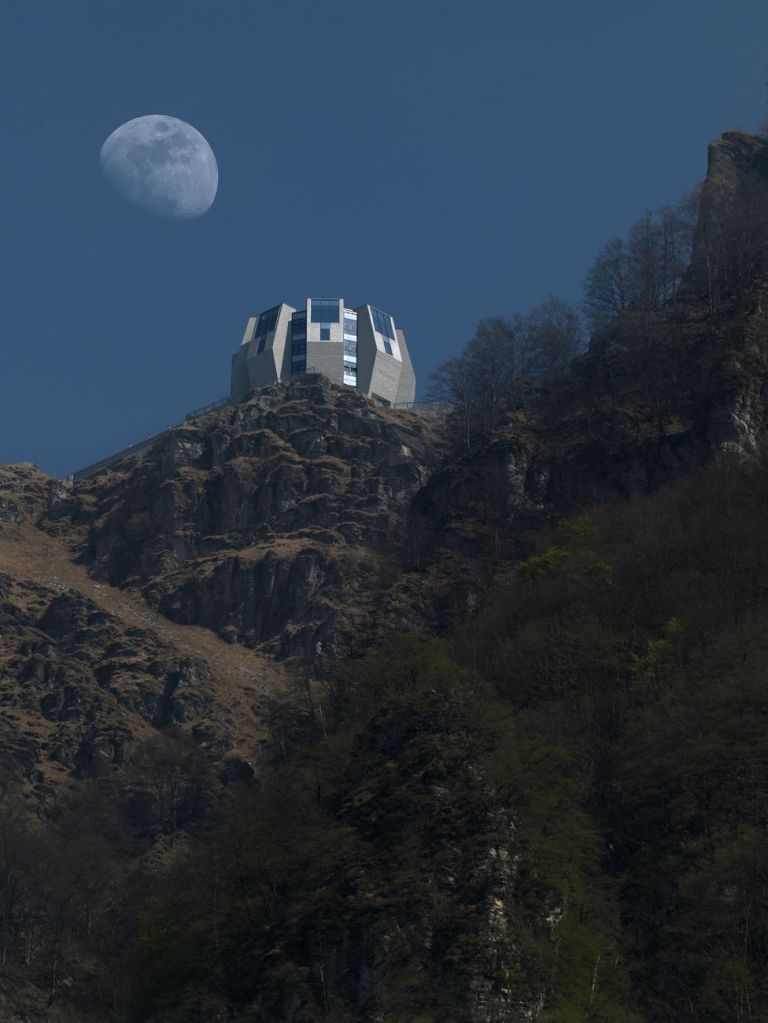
[231,297,416,406]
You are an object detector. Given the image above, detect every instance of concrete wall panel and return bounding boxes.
[306,341,344,386]
[394,328,416,405]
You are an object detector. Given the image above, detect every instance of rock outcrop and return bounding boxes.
[48,378,447,663]
[0,463,69,534]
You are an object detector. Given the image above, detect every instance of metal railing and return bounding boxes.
[184,396,231,420]
[73,396,232,480]
[391,399,445,410]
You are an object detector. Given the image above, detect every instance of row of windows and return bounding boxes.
[291,313,307,374]
[310,298,340,323]
[252,304,394,366]
[257,326,387,358]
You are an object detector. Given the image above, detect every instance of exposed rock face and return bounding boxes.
[692,130,768,268]
[0,464,69,534]
[0,571,224,792]
[50,379,446,662]
[0,516,277,811]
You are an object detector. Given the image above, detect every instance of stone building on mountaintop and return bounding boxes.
[231,296,416,407]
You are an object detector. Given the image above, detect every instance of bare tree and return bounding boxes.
[130,732,212,834]
[584,191,699,332]
[627,210,664,309]
[0,764,32,969]
[428,317,518,455]
[583,238,631,333]
[523,295,583,380]
[658,189,699,305]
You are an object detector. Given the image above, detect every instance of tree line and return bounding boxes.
[431,159,768,457]
[583,193,699,332]
[428,192,699,454]
[427,295,583,455]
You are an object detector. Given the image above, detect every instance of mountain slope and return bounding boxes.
[3,129,768,1022]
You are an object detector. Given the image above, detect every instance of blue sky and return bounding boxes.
[2,0,768,476]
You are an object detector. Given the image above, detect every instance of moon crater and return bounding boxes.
[100,114,218,219]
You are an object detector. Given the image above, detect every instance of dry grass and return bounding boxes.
[0,522,289,767]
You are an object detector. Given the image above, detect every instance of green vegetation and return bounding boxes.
[126,457,768,1021]
[133,637,636,1022]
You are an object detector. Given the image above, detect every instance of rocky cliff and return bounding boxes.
[43,380,451,664]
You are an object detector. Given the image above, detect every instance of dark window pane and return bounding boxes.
[254,305,280,352]
[311,298,340,323]
[371,307,395,340]
[320,327,330,340]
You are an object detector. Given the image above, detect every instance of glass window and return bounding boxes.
[383,339,393,356]
[254,305,280,353]
[320,326,331,341]
[310,298,340,323]
[371,307,395,340]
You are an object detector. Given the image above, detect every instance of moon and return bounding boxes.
[100,115,218,219]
